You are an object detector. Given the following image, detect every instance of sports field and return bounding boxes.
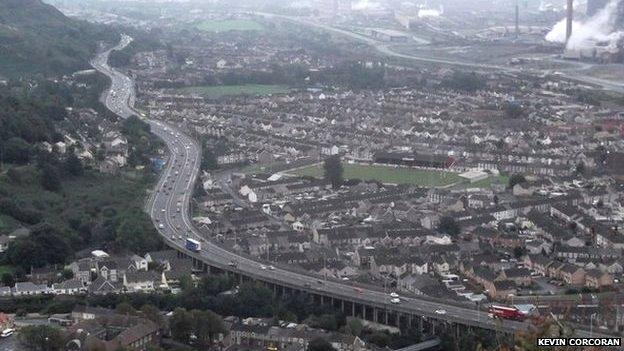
[196,19,264,32]
[292,163,464,187]
[177,84,289,98]
[462,175,509,189]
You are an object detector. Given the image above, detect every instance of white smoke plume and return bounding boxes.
[351,0,382,10]
[545,0,624,50]
[418,6,443,18]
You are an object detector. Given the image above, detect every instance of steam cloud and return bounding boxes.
[418,7,443,18]
[352,0,382,10]
[545,0,624,50]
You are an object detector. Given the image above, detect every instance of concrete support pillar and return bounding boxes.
[419,317,423,333]
[352,303,355,317]
[373,308,378,323]
[341,300,345,313]
[320,295,324,306]
[385,310,388,325]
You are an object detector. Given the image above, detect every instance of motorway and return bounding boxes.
[92,37,611,337]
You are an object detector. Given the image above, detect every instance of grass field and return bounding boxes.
[462,175,509,189]
[196,19,264,32]
[177,84,289,98]
[292,163,464,187]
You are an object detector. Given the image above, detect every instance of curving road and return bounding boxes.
[92,37,609,337]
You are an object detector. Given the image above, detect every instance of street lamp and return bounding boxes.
[590,313,596,337]
[508,293,515,307]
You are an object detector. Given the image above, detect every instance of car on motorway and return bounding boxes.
[268,265,275,270]
[390,298,401,304]
[228,260,238,267]
[354,287,363,294]
[317,280,324,285]
[390,292,399,298]
[1,328,14,338]
[435,309,447,315]
[260,265,267,270]
[158,224,164,229]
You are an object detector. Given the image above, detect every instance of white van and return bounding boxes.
[1,328,14,338]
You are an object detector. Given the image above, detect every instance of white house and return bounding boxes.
[12,282,50,296]
[53,279,86,295]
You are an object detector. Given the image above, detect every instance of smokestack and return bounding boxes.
[515,1,520,37]
[566,0,573,42]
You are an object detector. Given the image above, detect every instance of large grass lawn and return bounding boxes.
[177,84,289,98]
[292,163,464,187]
[462,175,509,189]
[196,19,264,32]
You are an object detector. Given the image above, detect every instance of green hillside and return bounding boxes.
[0,0,117,77]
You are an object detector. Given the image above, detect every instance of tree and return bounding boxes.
[64,153,83,176]
[7,224,72,269]
[345,318,363,337]
[1,272,14,287]
[40,164,62,192]
[170,308,195,344]
[235,283,274,316]
[3,137,32,164]
[367,331,391,347]
[179,275,195,292]
[307,337,337,351]
[575,161,586,175]
[505,102,524,119]
[437,216,460,236]
[17,325,65,351]
[508,173,526,188]
[191,309,227,347]
[141,304,165,329]
[116,302,136,315]
[201,148,218,171]
[513,246,527,259]
[323,155,343,189]
[115,210,161,254]
[61,268,74,280]
[441,71,485,92]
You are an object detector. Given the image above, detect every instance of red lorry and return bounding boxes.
[488,305,526,321]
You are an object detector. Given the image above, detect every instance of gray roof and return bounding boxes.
[55,279,85,290]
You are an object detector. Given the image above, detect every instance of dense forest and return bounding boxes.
[0,84,164,271]
[0,0,119,77]
[0,1,165,273]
